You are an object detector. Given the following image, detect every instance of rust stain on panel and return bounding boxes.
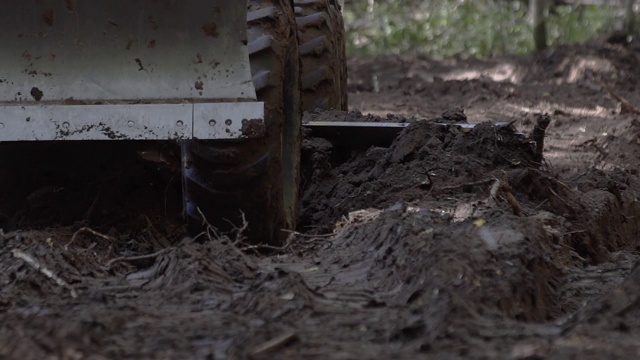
[201,21,219,38]
[42,9,54,27]
[64,0,77,13]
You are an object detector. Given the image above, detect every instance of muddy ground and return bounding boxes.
[2,35,640,359]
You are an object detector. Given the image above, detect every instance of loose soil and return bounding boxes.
[2,34,640,359]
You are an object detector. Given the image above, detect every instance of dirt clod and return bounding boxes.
[201,21,219,38]
[240,118,265,138]
[29,87,43,101]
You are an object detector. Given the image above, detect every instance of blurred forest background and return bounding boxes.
[342,0,638,58]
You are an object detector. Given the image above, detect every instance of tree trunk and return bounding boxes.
[625,0,636,34]
[531,0,548,51]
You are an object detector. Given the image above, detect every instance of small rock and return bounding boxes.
[441,106,467,123]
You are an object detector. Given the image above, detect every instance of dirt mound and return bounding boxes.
[3,151,639,358]
[553,260,640,358]
[300,112,537,233]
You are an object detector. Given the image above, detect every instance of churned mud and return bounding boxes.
[2,34,640,359]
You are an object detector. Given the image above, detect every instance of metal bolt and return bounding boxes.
[209,119,216,126]
[127,121,134,127]
[176,120,184,127]
[225,119,232,126]
[62,122,70,129]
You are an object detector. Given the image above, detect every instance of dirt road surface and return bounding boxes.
[2,35,640,359]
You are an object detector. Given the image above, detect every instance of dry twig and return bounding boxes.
[594,77,640,114]
[500,173,522,216]
[12,249,78,298]
[238,232,297,252]
[227,211,249,245]
[528,113,551,163]
[488,175,522,216]
[194,207,306,254]
[440,178,495,192]
[65,227,116,250]
[525,168,575,194]
[280,229,335,239]
[547,186,573,209]
[144,215,172,248]
[83,189,102,222]
[248,331,297,358]
[105,248,172,268]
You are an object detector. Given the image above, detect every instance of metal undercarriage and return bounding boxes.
[0,0,263,141]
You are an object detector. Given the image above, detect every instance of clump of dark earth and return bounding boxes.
[300,110,536,233]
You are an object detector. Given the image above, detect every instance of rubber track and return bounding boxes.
[181,1,301,245]
[294,0,348,111]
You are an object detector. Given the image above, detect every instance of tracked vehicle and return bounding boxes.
[0,0,347,245]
